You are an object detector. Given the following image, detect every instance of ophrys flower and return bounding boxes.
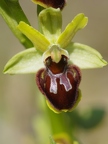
[3,8,107,113]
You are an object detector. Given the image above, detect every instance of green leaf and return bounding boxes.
[71,108,105,129]
[66,42,107,69]
[39,8,62,43]
[0,0,33,48]
[3,48,44,74]
[17,22,50,52]
[57,13,88,48]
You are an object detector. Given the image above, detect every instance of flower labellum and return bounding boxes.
[36,54,81,113]
[32,0,66,10]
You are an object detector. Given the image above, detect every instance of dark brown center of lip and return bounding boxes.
[45,55,68,74]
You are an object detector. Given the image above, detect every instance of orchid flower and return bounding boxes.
[3,7,107,113]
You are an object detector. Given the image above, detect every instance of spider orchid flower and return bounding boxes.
[3,8,107,113]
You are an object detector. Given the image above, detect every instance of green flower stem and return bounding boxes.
[47,107,68,134]
[37,5,45,16]
[0,0,33,48]
[37,5,45,33]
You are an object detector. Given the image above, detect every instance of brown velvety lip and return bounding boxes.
[36,55,81,111]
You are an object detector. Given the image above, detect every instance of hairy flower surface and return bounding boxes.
[3,8,107,113]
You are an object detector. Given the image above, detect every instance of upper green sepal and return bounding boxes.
[3,48,44,74]
[66,42,107,69]
[39,7,62,43]
[57,13,88,48]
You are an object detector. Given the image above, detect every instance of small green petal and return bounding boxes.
[39,8,62,43]
[57,13,88,48]
[3,48,44,74]
[66,42,107,69]
[17,22,50,52]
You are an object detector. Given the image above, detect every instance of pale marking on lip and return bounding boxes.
[47,69,72,94]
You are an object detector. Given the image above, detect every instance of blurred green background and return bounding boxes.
[0,0,108,144]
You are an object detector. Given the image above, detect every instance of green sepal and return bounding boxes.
[67,42,107,69]
[39,8,62,43]
[3,48,44,74]
[17,22,50,52]
[57,13,88,48]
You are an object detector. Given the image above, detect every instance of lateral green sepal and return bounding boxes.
[67,42,107,69]
[3,48,44,74]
